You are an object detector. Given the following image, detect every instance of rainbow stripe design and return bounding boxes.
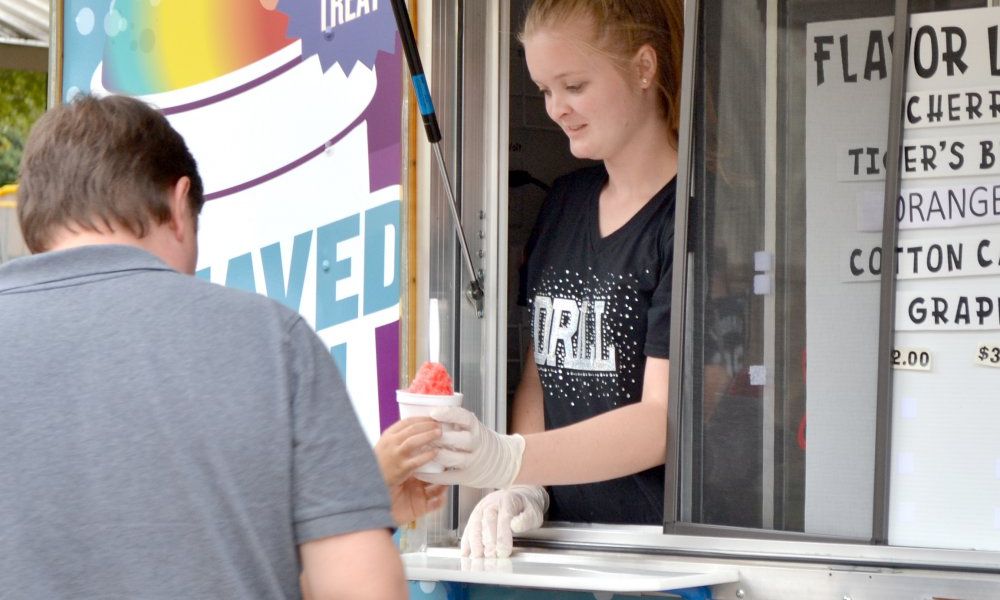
[101,0,293,95]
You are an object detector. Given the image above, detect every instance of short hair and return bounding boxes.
[17,94,205,253]
[520,0,684,143]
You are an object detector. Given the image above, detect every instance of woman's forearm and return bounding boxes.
[514,400,667,486]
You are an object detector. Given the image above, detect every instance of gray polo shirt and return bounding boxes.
[0,245,393,599]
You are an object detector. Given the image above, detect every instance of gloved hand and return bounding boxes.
[416,406,525,490]
[461,485,548,558]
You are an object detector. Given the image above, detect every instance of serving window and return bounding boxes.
[667,0,1000,557]
[418,0,1000,568]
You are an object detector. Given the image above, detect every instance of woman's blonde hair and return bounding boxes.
[520,0,684,141]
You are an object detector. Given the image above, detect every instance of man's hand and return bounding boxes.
[390,478,446,525]
[374,417,448,524]
[374,417,440,487]
[461,486,548,558]
[417,406,525,490]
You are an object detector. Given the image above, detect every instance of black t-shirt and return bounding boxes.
[518,165,675,524]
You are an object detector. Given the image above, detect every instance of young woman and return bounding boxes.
[423,0,683,558]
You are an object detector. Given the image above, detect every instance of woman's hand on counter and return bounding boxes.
[461,485,548,558]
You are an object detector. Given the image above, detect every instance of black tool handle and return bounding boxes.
[388,0,442,144]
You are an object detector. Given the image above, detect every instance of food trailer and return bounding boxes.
[14,0,1000,597]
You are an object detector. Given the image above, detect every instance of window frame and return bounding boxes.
[423,0,1000,573]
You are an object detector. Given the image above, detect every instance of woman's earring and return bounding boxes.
[641,77,649,87]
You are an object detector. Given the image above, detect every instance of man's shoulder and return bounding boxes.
[162,272,305,331]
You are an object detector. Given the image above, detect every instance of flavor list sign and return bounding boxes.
[807,7,1000,550]
[61,0,404,444]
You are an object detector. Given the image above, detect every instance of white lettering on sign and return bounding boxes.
[321,0,380,31]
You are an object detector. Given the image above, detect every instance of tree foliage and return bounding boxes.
[0,69,48,186]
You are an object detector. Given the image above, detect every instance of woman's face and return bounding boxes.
[523,18,643,162]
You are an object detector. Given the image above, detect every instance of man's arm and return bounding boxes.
[300,529,406,600]
[287,318,402,595]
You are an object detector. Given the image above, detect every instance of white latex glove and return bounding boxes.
[461,485,548,558]
[417,406,525,490]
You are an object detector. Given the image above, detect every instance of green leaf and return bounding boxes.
[0,69,47,186]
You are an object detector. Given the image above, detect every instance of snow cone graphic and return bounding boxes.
[69,0,404,441]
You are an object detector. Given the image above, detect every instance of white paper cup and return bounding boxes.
[396,390,463,473]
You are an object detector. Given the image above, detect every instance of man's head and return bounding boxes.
[17,94,205,273]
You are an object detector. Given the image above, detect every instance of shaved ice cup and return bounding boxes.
[395,390,463,473]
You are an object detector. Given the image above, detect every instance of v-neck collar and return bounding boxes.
[590,171,677,251]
